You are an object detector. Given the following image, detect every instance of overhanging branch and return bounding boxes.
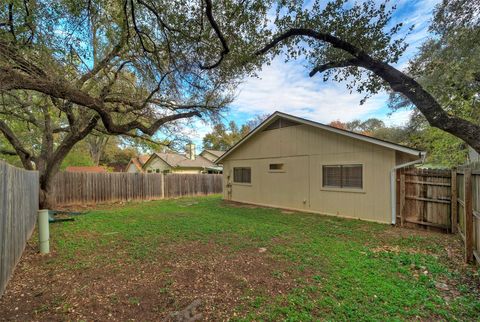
[309,59,360,77]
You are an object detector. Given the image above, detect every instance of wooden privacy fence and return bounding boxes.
[52,172,223,206]
[397,165,480,264]
[456,166,480,263]
[0,161,39,296]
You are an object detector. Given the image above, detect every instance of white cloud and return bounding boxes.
[229,0,441,126]
[382,109,414,127]
[232,58,388,124]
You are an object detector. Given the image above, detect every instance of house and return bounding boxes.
[66,166,107,173]
[129,144,222,174]
[200,149,225,162]
[216,112,425,224]
[125,155,150,173]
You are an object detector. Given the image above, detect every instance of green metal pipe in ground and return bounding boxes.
[38,209,50,254]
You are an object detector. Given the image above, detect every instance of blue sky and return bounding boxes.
[184,0,441,149]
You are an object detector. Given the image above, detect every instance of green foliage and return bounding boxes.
[44,196,480,320]
[388,0,479,165]
[203,114,267,150]
[274,0,410,101]
[60,142,94,170]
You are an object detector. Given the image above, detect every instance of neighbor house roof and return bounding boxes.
[145,152,215,169]
[216,111,425,163]
[66,166,107,173]
[127,155,150,172]
[202,150,225,158]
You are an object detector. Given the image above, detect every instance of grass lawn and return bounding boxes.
[1,195,479,321]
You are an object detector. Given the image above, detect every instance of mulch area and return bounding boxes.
[0,239,305,321]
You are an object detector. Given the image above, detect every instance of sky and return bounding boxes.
[184,0,441,150]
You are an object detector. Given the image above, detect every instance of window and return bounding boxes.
[323,164,362,189]
[155,169,160,173]
[233,167,251,183]
[269,163,284,171]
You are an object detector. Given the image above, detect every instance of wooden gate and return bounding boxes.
[397,167,453,231]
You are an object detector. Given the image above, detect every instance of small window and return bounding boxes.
[233,167,251,183]
[269,163,284,171]
[323,164,362,189]
[155,169,160,173]
[147,169,153,173]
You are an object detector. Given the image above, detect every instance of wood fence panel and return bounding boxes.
[399,167,452,230]
[0,161,39,297]
[52,172,222,206]
[163,174,222,198]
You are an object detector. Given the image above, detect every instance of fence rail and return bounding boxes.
[0,161,39,297]
[52,172,223,206]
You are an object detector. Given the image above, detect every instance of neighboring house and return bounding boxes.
[65,166,107,173]
[216,112,425,224]
[132,144,222,174]
[125,155,150,173]
[200,149,225,163]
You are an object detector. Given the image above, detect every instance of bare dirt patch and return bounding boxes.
[0,239,306,321]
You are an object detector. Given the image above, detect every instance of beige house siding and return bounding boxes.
[144,157,172,173]
[126,163,140,173]
[170,168,205,174]
[223,124,411,224]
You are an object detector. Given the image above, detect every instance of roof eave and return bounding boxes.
[216,111,424,163]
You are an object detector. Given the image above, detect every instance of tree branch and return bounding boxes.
[0,67,201,135]
[199,0,230,69]
[256,27,480,153]
[309,59,360,77]
[0,119,34,169]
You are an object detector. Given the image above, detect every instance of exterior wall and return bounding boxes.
[144,157,172,173]
[171,168,204,174]
[126,163,140,173]
[222,124,398,223]
[395,150,419,165]
[144,157,204,174]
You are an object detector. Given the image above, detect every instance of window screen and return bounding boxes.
[269,163,284,171]
[323,164,362,189]
[233,167,251,183]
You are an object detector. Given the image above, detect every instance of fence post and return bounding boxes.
[399,173,405,227]
[451,168,457,233]
[464,167,473,263]
[38,209,50,254]
[161,173,165,199]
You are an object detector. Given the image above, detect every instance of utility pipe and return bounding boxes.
[38,209,50,254]
[390,152,426,225]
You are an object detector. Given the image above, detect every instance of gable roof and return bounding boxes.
[202,149,225,158]
[126,155,150,171]
[145,152,215,169]
[216,111,425,163]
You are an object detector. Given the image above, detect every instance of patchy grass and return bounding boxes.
[1,195,479,321]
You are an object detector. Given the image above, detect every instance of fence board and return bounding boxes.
[0,161,39,297]
[52,172,223,206]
